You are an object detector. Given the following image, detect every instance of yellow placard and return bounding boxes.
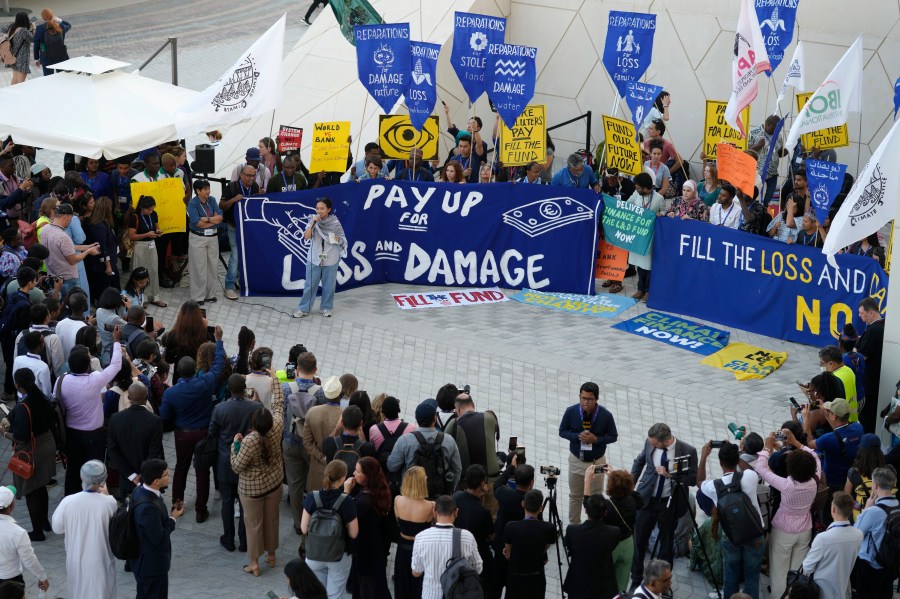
[378,115,440,161]
[703,100,750,160]
[499,105,546,167]
[129,178,186,234]
[796,92,850,150]
[310,121,351,173]
[601,115,642,176]
[700,342,787,381]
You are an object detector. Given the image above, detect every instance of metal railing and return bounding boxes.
[547,111,592,155]
[139,37,178,85]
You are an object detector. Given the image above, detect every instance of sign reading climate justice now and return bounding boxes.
[796,91,850,150]
[310,121,351,172]
[499,105,546,166]
[602,115,642,176]
[612,311,731,356]
[601,193,656,255]
[704,100,750,160]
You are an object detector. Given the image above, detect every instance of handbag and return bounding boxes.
[6,403,35,479]
[781,566,814,599]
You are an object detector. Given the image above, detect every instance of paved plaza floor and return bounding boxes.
[0,1,865,597]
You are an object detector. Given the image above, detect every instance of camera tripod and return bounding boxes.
[542,474,569,599]
[650,474,721,599]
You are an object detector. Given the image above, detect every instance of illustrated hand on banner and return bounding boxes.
[355,24,411,113]
[754,0,799,73]
[601,11,657,98]
[451,12,507,104]
[716,143,757,197]
[485,43,537,127]
[499,105,546,167]
[130,179,187,234]
[310,121,351,172]
[806,159,847,224]
[407,42,440,132]
[625,82,663,141]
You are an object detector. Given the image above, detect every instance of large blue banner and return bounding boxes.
[649,218,889,347]
[355,24,411,113]
[755,0,799,73]
[806,159,847,224]
[235,181,600,297]
[625,81,663,141]
[602,11,656,98]
[451,12,507,105]
[407,41,441,132]
[485,43,536,127]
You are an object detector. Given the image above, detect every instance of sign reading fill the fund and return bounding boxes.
[499,105,546,166]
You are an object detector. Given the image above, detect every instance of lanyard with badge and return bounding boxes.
[142,213,156,249]
[579,405,598,454]
[199,202,215,236]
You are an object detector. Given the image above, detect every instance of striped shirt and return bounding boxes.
[411,524,482,599]
[753,447,821,534]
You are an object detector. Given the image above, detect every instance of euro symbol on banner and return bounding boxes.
[382,120,435,155]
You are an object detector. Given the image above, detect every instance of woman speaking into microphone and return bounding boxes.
[292,197,347,319]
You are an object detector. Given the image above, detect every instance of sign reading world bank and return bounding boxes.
[602,11,657,98]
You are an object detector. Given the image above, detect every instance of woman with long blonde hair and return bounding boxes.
[392,466,434,598]
[34,8,71,76]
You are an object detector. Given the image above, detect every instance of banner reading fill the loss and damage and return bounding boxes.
[648,217,889,347]
[704,100,750,160]
[602,115,642,176]
[235,180,600,297]
[795,91,850,150]
[130,178,186,234]
[499,105,546,167]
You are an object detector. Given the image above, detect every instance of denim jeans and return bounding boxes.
[763,174,778,207]
[721,534,765,599]
[307,552,352,599]
[298,262,337,312]
[60,277,80,298]
[225,224,240,291]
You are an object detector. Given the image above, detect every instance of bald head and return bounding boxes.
[128,382,149,405]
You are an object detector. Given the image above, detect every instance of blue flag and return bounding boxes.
[625,81,663,141]
[601,11,656,98]
[485,43,536,127]
[451,12,507,104]
[355,23,411,113]
[407,41,440,132]
[806,159,847,224]
[894,75,900,119]
[755,0,799,73]
[760,115,786,199]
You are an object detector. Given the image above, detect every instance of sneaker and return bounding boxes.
[291,311,309,318]
[46,478,57,488]
[224,289,238,300]
[302,17,312,25]
[321,310,332,318]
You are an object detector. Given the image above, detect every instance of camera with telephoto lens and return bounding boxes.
[38,274,61,293]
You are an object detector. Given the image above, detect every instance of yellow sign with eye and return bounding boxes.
[378,115,440,161]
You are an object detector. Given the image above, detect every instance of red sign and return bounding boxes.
[278,126,303,152]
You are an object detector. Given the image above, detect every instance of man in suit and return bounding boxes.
[131,458,183,599]
[857,296,884,432]
[107,383,164,500]
[302,375,343,492]
[563,493,622,599]
[207,374,262,548]
[629,422,697,592]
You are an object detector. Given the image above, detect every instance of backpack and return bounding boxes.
[108,492,154,560]
[330,436,364,476]
[49,373,68,449]
[0,290,30,341]
[713,471,764,546]
[875,503,900,572]
[287,383,320,440]
[305,491,348,562]
[0,30,23,67]
[440,527,483,599]
[376,421,408,495]
[41,30,68,64]
[412,431,451,499]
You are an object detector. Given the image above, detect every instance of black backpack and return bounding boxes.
[42,30,68,64]
[714,471,764,546]
[412,431,451,499]
[875,503,900,572]
[305,491,349,562]
[440,527,483,599]
[330,436,364,477]
[376,421,408,495]
[108,492,154,560]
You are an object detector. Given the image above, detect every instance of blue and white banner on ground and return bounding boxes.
[625,81,662,140]
[806,159,847,224]
[407,41,441,131]
[648,218,889,347]
[755,0,799,73]
[355,23,411,113]
[612,311,731,355]
[451,12,507,104]
[485,43,536,126]
[510,288,636,319]
[236,181,600,297]
[601,11,656,98]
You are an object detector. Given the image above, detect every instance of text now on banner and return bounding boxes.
[601,193,656,255]
[612,311,731,356]
[648,217,889,347]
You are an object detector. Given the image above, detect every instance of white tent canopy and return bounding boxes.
[0,59,198,159]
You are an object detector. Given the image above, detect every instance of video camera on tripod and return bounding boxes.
[667,455,692,477]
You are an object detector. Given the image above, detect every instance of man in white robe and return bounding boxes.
[52,459,118,599]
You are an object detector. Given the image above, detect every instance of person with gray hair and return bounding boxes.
[51,459,119,598]
[107,382,164,500]
[550,153,599,191]
[631,559,672,599]
[852,466,899,598]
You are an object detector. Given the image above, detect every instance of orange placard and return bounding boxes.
[716,143,757,197]
[595,240,629,281]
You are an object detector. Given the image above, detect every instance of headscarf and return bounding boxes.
[81,459,107,490]
[681,179,697,193]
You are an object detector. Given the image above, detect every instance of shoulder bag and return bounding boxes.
[7,403,35,479]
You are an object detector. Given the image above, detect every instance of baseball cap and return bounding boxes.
[0,485,16,509]
[415,398,438,425]
[823,398,851,418]
[322,375,342,400]
[30,163,48,176]
[860,433,882,449]
[245,147,262,162]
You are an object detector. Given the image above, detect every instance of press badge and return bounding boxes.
[204,228,214,236]
[580,442,593,451]
[147,241,155,250]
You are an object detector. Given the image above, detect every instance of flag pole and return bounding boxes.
[356,93,369,173]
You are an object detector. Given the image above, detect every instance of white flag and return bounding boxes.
[785,36,863,150]
[175,15,286,137]
[724,0,771,137]
[776,41,805,104]
[822,117,900,267]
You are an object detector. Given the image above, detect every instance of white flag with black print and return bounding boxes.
[776,41,805,104]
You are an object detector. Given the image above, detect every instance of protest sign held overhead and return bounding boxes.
[379,115,439,160]
[485,43,537,126]
[806,159,847,224]
[355,23,411,113]
[704,100,750,159]
[716,143,757,197]
[406,41,441,132]
[601,193,656,255]
[499,105,546,166]
[754,0,799,73]
[602,115,642,176]
[794,91,850,150]
[309,121,350,172]
[724,0,770,137]
[625,81,663,141]
[277,126,302,152]
[601,11,656,98]
[451,12,507,104]
[130,178,187,234]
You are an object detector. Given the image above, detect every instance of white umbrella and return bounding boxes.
[0,61,198,159]
[50,55,131,75]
